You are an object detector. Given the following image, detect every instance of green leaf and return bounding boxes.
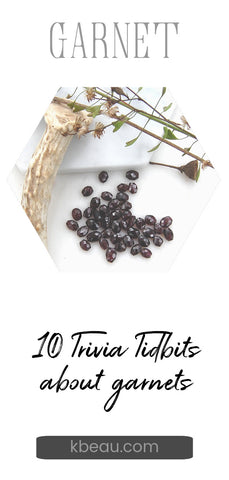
[163,127,178,140]
[196,164,201,182]
[69,102,85,113]
[148,142,161,153]
[162,87,167,96]
[112,116,128,132]
[182,147,191,157]
[112,120,125,132]
[137,87,143,93]
[86,105,101,118]
[125,137,138,147]
[163,102,172,112]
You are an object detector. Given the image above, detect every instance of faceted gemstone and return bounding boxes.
[130,244,141,255]
[77,226,89,237]
[160,216,173,228]
[98,170,109,183]
[72,208,82,221]
[126,170,139,180]
[164,228,174,241]
[128,182,138,194]
[80,239,91,251]
[66,220,79,231]
[141,247,152,258]
[101,191,113,201]
[138,234,150,247]
[86,219,100,230]
[87,231,101,242]
[82,186,93,197]
[106,248,117,263]
[117,183,129,192]
[90,197,100,208]
[145,215,156,226]
[153,235,163,247]
[99,237,109,250]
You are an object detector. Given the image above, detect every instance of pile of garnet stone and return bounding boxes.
[66,170,174,263]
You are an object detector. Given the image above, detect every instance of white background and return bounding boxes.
[1,0,228,479]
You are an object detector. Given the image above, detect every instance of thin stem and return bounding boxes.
[52,96,212,167]
[95,88,197,139]
[149,161,181,171]
[127,87,168,120]
[119,116,209,165]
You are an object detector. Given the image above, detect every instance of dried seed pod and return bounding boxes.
[180,160,199,181]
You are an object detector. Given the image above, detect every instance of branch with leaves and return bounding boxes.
[55,86,213,182]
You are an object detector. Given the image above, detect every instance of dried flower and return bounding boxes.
[73,111,93,138]
[93,122,105,139]
[85,87,96,102]
[201,158,213,169]
[106,105,119,118]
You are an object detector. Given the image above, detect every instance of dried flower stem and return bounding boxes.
[116,116,213,167]
[149,161,181,171]
[94,88,197,139]
[53,96,212,168]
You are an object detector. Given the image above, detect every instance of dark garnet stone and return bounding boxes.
[82,185,93,197]
[90,197,100,208]
[99,204,110,216]
[83,207,93,218]
[116,192,129,203]
[160,216,173,228]
[121,201,132,210]
[127,215,136,228]
[101,191,113,201]
[120,219,128,230]
[130,244,141,255]
[100,216,111,229]
[126,170,139,180]
[142,227,154,238]
[87,231,101,242]
[117,183,129,192]
[164,228,174,241]
[123,235,134,247]
[110,209,122,221]
[102,228,113,238]
[135,217,145,229]
[112,220,121,233]
[145,215,156,226]
[138,234,150,247]
[106,248,117,263]
[72,208,82,221]
[108,199,120,210]
[110,233,117,244]
[115,240,126,252]
[153,235,163,247]
[98,170,109,183]
[86,219,100,230]
[122,210,132,220]
[110,233,123,244]
[80,239,91,251]
[66,220,79,231]
[128,227,140,239]
[77,226,89,237]
[92,208,102,223]
[99,237,109,250]
[141,247,152,258]
[128,182,138,194]
[154,223,163,234]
